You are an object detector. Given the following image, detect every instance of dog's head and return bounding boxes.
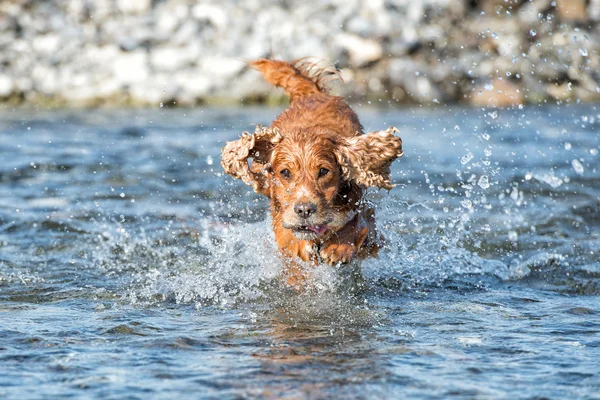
[222,125,403,240]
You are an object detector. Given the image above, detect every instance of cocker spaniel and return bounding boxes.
[222,59,403,288]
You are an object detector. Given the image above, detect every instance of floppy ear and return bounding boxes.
[221,125,282,196]
[335,127,403,190]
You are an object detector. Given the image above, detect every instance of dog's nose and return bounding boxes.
[294,202,317,219]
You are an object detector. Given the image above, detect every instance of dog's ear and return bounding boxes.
[335,127,403,190]
[221,125,282,196]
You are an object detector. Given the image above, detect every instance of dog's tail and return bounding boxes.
[249,58,340,101]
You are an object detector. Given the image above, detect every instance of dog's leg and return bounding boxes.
[319,207,378,265]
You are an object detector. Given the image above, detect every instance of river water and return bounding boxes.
[1,105,599,399]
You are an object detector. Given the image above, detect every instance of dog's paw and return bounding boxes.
[319,243,356,265]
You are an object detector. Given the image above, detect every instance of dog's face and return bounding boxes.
[221,125,403,240]
[270,134,343,240]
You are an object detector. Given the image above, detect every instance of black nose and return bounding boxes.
[294,202,317,219]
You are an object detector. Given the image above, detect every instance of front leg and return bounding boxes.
[319,208,379,265]
[273,217,317,289]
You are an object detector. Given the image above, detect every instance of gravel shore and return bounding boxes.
[1,0,599,107]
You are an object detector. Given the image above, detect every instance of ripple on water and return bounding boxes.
[1,107,599,399]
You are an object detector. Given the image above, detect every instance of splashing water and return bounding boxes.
[1,106,599,399]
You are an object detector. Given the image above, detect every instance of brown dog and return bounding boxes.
[221,59,403,288]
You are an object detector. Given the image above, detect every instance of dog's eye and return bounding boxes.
[280,169,291,179]
[318,168,329,177]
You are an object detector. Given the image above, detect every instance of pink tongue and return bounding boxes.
[307,225,327,235]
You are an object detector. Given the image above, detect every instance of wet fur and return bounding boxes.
[222,59,403,289]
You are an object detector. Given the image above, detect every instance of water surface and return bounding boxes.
[1,105,599,399]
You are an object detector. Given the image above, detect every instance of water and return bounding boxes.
[1,105,599,399]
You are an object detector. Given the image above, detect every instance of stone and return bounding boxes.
[334,33,382,66]
[113,51,149,85]
[546,82,573,101]
[151,46,190,72]
[31,65,59,94]
[0,74,14,97]
[470,78,524,107]
[175,70,213,102]
[116,0,152,14]
[388,59,442,103]
[155,2,189,35]
[591,0,600,21]
[32,34,60,55]
[130,73,178,105]
[518,0,553,24]
[191,3,227,28]
[555,0,588,22]
[477,0,522,15]
[200,57,245,83]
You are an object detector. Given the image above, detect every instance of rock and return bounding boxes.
[200,56,245,83]
[518,0,552,24]
[345,2,394,37]
[116,0,152,14]
[388,59,442,103]
[32,34,60,55]
[334,33,383,66]
[555,0,588,22]
[113,50,149,85]
[470,78,524,107]
[591,0,600,21]
[31,65,59,94]
[0,74,14,97]
[155,3,189,35]
[130,73,178,105]
[546,82,573,101]
[573,86,600,103]
[191,3,227,28]
[151,45,198,72]
[176,70,212,102]
[477,0,522,15]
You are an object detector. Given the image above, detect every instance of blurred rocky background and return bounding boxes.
[0,0,598,107]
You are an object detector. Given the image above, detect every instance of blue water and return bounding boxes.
[1,105,599,399]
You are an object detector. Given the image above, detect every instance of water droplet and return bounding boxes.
[508,231,518,241]
[564,142,572,150]
[579,48,588,57]
[591,148,598,156]
[571,159,584,175]
[206,155,214,166]
[529,29,537,37]
[534,172,563,188]
[478,175,490,189]
[120,193,125,198]
[160,103,164,107]
[484,147,492,157]
[484,83,494,91]
[461,152,474,165]
[461,199,472,209]
[506,71,512,77]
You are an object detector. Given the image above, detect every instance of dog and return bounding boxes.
[221,59,403,289]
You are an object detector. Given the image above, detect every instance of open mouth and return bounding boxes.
[293,225,327,235]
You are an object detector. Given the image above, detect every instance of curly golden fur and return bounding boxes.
[221,58,403,289]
